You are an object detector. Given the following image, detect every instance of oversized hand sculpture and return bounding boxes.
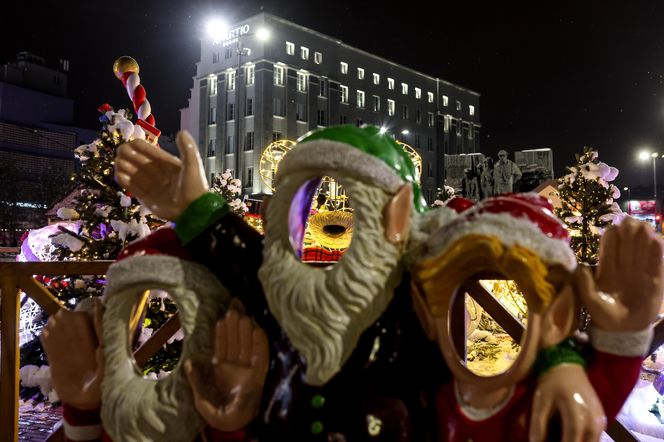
[115,130,208,221]
[185,300,269,432]
[576,217,664,332]
[530,361,606,442]
[40,299,104,410]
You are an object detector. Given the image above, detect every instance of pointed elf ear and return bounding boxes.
[383,184,412,245]
[540,285,577,349]
[411,281,437,341]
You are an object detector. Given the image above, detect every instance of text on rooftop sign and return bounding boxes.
[213,24,251,46]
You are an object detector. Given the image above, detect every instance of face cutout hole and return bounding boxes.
[289,175,354,265]
[450,279,528,378]
[128,289,183,380]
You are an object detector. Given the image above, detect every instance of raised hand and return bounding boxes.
[114,130,208,221]
[530,363,606,442]
[40,299,104,410]
[576,217,664,332]
[185,301,269,432]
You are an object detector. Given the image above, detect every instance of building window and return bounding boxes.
[373,73,380,85]
[415,88,421,99]
[209,75,217,96]
[208,107,217,125]
[224,48,233,59]
[286,41,295,55]
[456,100,461,111]
[319,78,328,97]
[297,71,308,92]
[468,124,474,139]
[227,70,236,91]
[444,116,450,133]
[401,83,408,95]
[213,52,220,63]
[428,112,434,127]
[416,109,422,124]
[356,118,364,127]
[340,85,349,104]
[244,131,254,151]
[317,109,326,126]
[314,52,323,64]
[207,139,216,156]
[245,167,254,188]
[273,97,284,116]
[273,131,283,141]
[245,64,255,86]
[245,98,253,116]
[469,105,475,116]
[357,68,365,80]
[339,115,347,124]
[372,95,380,112]
[414,134,421,148]
[227,103,235,121]
[427,137,433,151]
[301,46,309,60]
[388,78,395,90]
[357,90,365,108]
[427,163,433,177]
[274,64,285,86]
[296,102,307,121]
[443,95,449,107]
[402,104,409,120]
[387,99,395,116]
[226,135,234,154]
[340,62,348,74]
[428,92,434,103]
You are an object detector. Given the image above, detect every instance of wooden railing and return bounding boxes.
[0,262,181,442]
[1,262,660,441]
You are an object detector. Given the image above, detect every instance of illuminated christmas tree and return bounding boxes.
[556,147,624,265]
[19,106,180,401]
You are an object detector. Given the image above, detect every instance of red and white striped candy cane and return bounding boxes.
[123,71,155,127]
[113,56,161,142]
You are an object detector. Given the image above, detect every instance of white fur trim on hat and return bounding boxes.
[105,255,218,296]
[425,212,577,271]
[276,139,405,193]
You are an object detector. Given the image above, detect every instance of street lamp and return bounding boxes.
[206,19,228,44]
[206,19,269,191]
[623,186,631,214]
[638,150,659,201]
[232,27,269,188]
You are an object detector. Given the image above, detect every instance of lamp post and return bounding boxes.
[233,27,269,190]
[207,19,268,191]
[638,150,659,202]
[623,186,630,214]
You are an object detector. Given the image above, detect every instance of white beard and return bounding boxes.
[259,174,404,386]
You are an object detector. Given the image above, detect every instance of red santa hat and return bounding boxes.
[105,227,220,301]
[426,193,576,272]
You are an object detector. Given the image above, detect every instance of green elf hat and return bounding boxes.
[282,125,427,212]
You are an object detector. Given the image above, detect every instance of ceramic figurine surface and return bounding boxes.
[101,228,232,441]
[39,122,631,441]
[411,194,662,441]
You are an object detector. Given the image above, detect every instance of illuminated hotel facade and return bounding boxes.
[180,13,480,202]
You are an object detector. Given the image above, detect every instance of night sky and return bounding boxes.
[5,1,664,194]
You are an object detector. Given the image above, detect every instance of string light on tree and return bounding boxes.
[555,146,625,265]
